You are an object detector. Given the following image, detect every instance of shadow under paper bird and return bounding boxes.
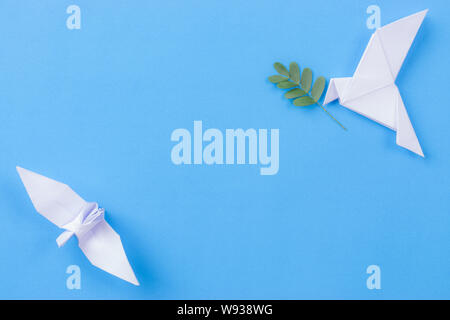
[324,10,428,157]
[16,166,139,286]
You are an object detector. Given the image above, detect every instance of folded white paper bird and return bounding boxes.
[324,10,428,156]
[17,166,139,286]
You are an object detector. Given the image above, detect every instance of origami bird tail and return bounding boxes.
[395,90,424,157]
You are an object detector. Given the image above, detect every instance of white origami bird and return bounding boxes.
[16,166,139,286]
[324,10,428,157]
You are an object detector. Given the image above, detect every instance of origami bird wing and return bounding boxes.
[16,166,86,227]
[377,9,428,80]
[78,220,139,285]
[17,166,139,285]
[341,32,394,103]
[340,10,428,103]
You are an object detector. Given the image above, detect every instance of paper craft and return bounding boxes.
[16,166,139,286]
[324,10,428,156]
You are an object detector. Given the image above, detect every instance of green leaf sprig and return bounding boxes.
[269,62,346,130]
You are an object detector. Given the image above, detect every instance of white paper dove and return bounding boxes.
[16,166,139,286]
[324,10,428,156]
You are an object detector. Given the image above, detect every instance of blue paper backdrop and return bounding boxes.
[0,0,449,299]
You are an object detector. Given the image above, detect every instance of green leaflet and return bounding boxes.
[277,81,298,89]
[311,76,326,102]
[300,68,313,93]
[289,62,300,84]
[285,88,306,99]
[269,75,289,83]
[268,61,346,130]
[293,96,316,107]
[273,62,289,76]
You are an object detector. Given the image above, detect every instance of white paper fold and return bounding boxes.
[17,166,139,286]
[324,10,428,157]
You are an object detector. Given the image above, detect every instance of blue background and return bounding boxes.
[0,0,448,299]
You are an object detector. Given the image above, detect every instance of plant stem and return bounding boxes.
[282,81,347,130]
[316,102,347,131]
